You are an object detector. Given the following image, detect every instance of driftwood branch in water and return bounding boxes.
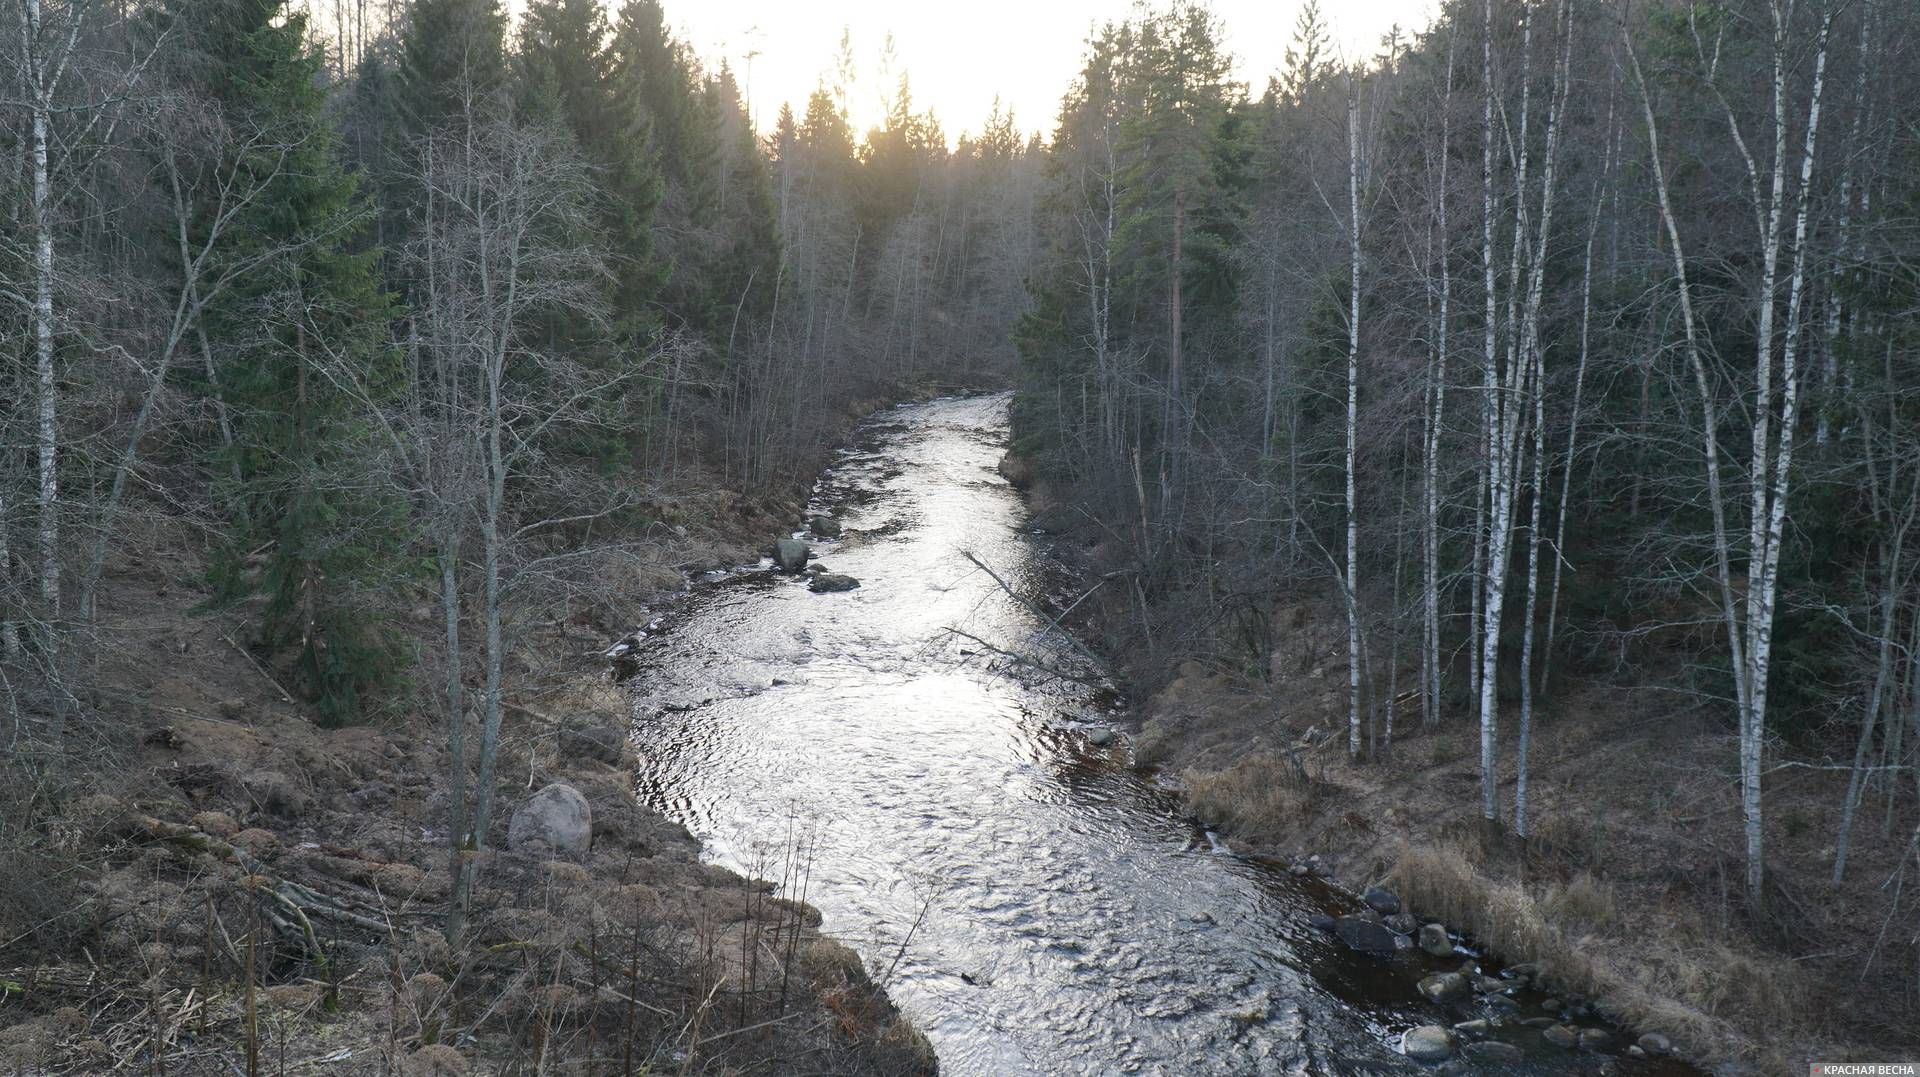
[939,627,1102,685]
[958,550,1106,667]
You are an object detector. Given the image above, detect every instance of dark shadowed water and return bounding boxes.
[625,395,1700,1076]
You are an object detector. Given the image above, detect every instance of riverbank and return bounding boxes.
[0,397,944,1074]
[1009,455,1917,1076]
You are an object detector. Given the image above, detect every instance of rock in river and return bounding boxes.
[1384,912,1418,935]
[509,783,592,859]
[1086,727,1116,746]
[1402,1025,1452,1061]
[1334,915,1398,954]
[809,515,843,537]
[808,573,861,593]
[1363,886,1401,915]
[1464,1041,1524,1064]
[1418,922,1454,957]
[1417,972,1471,1005]
[772,538,810,572]
[1542,1024,1579,1050]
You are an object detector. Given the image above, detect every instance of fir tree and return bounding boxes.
[165,0,406,722]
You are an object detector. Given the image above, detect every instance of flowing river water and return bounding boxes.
[625,395,1699,1076]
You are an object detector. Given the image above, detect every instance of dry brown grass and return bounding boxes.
[1184,753,1316,843]
[1386,839,1812,1071]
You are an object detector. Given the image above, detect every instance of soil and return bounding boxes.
[1126,594,1920,1076]
[1009,453,1920,1077]
[0,404,941,1074]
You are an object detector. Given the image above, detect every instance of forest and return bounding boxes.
[3,0,1918,1072]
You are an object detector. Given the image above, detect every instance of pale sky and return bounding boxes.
[512,1,1442,143]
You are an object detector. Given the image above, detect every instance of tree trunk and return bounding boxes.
[27,0,61,655]
[1346,78,1364,759]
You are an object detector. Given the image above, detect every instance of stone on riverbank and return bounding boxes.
[509,783,592,859]
[1419,922,1454,956]
[809,516,843,537]
[808,573,861,593]
[1363,886,1402,915]
[1335,915,1398,954]
[1402,1025,1453,1061]
[1637,1032,1671,1056]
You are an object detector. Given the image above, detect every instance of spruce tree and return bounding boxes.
[398,0,510,134]
[166,0,405,722]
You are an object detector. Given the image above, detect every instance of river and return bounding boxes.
[625,394,1691,1076]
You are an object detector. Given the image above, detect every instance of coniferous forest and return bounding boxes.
[4,0,1920,1073]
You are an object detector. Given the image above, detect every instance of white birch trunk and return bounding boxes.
[1346,77,1364,759]
[1423,28,1456,729]
[1738,0,1833,904]
[26,0,60,636]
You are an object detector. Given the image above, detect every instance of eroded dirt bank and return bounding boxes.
[1020,480,1918,1075]
[0,402,942,1075]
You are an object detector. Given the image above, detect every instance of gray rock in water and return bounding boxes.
[1485,994,1522,1013]
[1636,1032,1671,1056]
[1419,922,1455,957]
[1334,915,1399,954]
[1363,886,1402,915]
[1542,1025,1579,1050]
[809,516,843,538]
[1463,1041,1525,1064]
[1402,1026,1453,1062]
[1451,1019,1492,1038]
[1086,727,1116,746]
[1417,972,1472,1005]
[772,538,810,572]
[1384,912,1418,935]
[807,573,860,593]
[1578,1028,1610,1051]
[508,783,592,859]
[1308,912,1337,932]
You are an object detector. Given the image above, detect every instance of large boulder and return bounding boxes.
[1637,1032,1672,1056]
[807,573,861,593]
[1334,915,1398,954]
[772,538,810,573]
[808,516,843,538]
[1402,1026,1452,1062]
[508,783,592,859]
